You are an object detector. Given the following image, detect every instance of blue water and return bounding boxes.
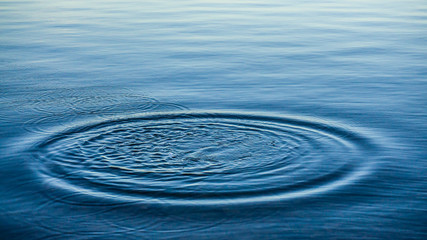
[1,0,426,239]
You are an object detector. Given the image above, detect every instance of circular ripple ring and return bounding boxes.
[30,112,375,206]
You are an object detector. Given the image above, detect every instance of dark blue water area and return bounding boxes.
[0,0,426,239]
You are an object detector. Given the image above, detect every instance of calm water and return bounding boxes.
[1,0,426,239]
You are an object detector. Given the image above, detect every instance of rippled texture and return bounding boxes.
[32,112,374,205]
[1,0,426,239]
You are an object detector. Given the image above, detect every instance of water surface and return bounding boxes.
[0,0,426,239]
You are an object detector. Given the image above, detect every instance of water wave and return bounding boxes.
[13,88,187,133]
[29,111,376,206]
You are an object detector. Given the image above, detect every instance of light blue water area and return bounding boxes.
[0,0,426,239]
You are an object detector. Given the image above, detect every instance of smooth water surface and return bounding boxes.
[0,0,426,239]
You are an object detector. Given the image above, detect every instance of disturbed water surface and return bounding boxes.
[0,0,426,239]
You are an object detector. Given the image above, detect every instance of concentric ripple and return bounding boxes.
[30,112,375,206]
[13,87,187,134]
